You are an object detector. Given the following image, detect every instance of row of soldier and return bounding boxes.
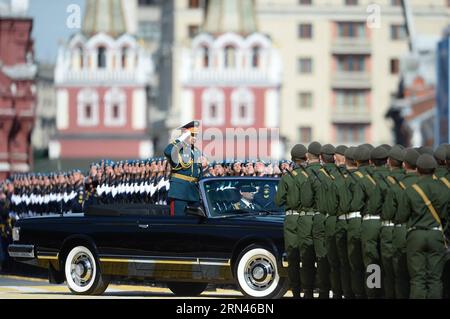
[275,142,450,299]
[0,157,292,220]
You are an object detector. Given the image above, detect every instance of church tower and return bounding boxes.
[180,0,282,160]
[51,0,154,161]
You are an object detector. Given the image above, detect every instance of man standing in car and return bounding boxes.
[164,121,203,216]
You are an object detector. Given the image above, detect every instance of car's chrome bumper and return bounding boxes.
[8,244,35,258]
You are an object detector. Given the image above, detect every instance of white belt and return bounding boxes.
[286,210,300,216]
[381,220,395,227]
[347,212,361,220]
[299,211,317,217]
[363,215,381,221]
[408,226,443,232]
[395,224,406,228]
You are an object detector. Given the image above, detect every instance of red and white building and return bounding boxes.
[0,0,36,179]
[50,0,154,160]
[179,0,282,160]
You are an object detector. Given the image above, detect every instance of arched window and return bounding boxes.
[224,45,236,68]
[121,47,128,69]
[231,88,255,126]
[202,88,225,126]
[78,46,84,69]
[104,88,127,127]
[252,46,260,68]
[77,89,99,127]
[97,46,107,69]
[202,46,209,68]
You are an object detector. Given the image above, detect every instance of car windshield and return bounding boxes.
[203,179,284,217]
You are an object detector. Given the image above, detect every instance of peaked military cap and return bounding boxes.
[370,146,388,160]
[380,144,392,151]
[291,144,307,160]
[335,145,348,156]
[363,143,374,151]
[344,147,356,161]
[404,148,420,167]
[417,154,437,170]
[321,144,336,155]
[434,144,447,162]
[240,185,257,193]
[355,145,370,161]
[308,142,322,156]
[418,146,433,155]
[388,145,406,162]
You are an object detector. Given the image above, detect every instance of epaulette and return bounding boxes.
[355,171,364,178]
[301,171,309,178]
[399,181,406,190]
[292,170,298,177]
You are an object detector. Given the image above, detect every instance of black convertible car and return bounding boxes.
[8,177,289,299]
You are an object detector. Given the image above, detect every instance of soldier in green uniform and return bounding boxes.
[434,145,450,188]
[362,146,390,298]
[275,144,308,299]
[321,144,344,299]
[301,142,331,299]
[164,121,203,216]
[398,154,449,299]
[380,145,405,299]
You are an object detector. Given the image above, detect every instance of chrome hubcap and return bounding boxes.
[244,255,275,291]
[70,252,93,287]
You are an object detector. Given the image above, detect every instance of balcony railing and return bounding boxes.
[331,71,371,89]
[60,70,141,84]
[184,69,280,85]
[331,108,372,124]
[331,37,371,55]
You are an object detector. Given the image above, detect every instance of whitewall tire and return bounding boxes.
[64,245,109,295]
[235,245,288,299]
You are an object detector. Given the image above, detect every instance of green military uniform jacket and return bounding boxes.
[350,165,379,216]
[289,166,310,212]
[398,175,450,230]
[164,138,203,202]
[381,169,407,222]
[369,166,392,216]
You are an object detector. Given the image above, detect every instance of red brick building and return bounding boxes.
[0,7,37,179]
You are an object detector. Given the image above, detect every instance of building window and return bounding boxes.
[224,45,236,68]
[231,88,255,126]
[298,92,313,108]
[391,0,402,5]
[298,24,313,39]
[298,127,312,144]
[202,46,209,68]
[121,47,128,69]
[77,89,99,127]
[78,46,84,69]
[252,46,260,68]
[336,124,366,144]
[138,0,158,5]
[335,90,366,113]
[298,57,313,74]
[345,0,358,5]
[337,55,365,71]
[188,25,199,38]
[390,25,407,40]
[299,0,312,4]
[97,46,107,69]
[390,58,400,74]
[104,88,127,127]
[188,0,200,8]
[337,22,366,38]
[202,88,225,126]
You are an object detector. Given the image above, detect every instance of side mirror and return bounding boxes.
[185,206,207,219]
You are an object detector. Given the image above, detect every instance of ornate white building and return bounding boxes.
[51,0,154,160]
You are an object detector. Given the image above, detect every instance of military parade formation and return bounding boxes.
[1,124,450,299]
[276,142,450,299]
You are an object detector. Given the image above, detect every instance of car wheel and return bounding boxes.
[64,245,110,295]
[235,245,288,299]
[167,282,208,296]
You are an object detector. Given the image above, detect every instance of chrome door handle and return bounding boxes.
[138,224,149,229]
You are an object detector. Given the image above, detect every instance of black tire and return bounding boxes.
[167,282,208,297]
[234,244,288,299]
[64,245,110,295]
